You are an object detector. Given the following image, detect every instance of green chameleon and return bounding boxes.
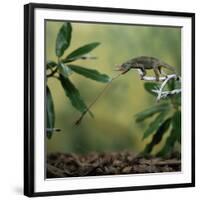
[116,56,176,81]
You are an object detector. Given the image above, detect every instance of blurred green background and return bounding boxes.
[46,21,181,154]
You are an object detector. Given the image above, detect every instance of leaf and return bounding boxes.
[68,64,111,83]
[46,86,55,139]
[176,94,181,106]
[142,112,167,140]
[63,42,100,62]
[143,118,171,154]
[156,131,176,157]
[59,74,88,113]
[167,79,175,90]
[58,63,72,78]
[46,61,57,69]
[157,111,181,156]
[144,82,160,96]
[135,103,170,122]
[172,111,181,143]
[175,80,181,89]
[168,78,181,90]
[56,22,72,57]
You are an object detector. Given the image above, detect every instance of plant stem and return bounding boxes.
[47,68,57,78]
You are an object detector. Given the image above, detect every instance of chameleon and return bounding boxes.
[116,56,176,81]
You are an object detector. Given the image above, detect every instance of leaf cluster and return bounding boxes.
[135,80,181,156]
[46,22,110,139]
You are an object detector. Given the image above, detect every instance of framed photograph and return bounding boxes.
[24,3,195,197]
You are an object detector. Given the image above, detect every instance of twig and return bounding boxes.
[156,74,178,101]
[47,68,57,78]
[136,69,181,101]
[62,55,97,63]
[136,69,177,82]
[152,89,181,99]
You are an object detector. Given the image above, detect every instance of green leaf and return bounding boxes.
[59,74,88,113]
[156,131,176,157]
[46,86,55,139]
[143,118,171,154]
[63,42,100,62]
[68,64,111,83]
[46,61,57,69]
[143,112,167,140]
[135,103,170,122]
[157,111,181,156]
[167,79,175,90]
[168,78,181,90]
[144,82,160,96]
[176,94,181,106]
[58,63,72,78]
[56,22,72,57]
[172,111,181,143]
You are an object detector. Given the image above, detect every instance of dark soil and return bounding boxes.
[47,151,181,178]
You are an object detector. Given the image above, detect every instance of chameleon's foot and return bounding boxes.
[140,76,144,80]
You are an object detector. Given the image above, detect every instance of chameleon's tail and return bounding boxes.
[160,62,177,74]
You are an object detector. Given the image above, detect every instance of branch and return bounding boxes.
[47,68,57,78]
[156,74,178,101]
[152,89,181,99]
[136,69,181,101]
[136,69,177,82]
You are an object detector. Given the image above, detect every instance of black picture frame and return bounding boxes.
[24,3,195,197]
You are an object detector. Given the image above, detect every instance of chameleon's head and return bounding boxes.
[115,61,133,74]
